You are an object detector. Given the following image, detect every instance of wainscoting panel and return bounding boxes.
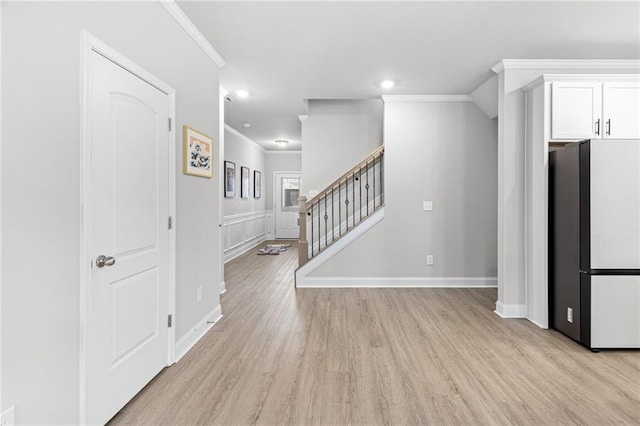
[228,221,245,250]
[265,211,274,239]
[223,211,273,262]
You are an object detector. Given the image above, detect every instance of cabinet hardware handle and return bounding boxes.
[606,119,611,136]
[595,119,600,135]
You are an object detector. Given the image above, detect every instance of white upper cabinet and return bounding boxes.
[603,82,640,139]
[551,80,640,140]
[551,82,602,140]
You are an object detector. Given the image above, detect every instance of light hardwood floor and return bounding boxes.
[110,241,640,425]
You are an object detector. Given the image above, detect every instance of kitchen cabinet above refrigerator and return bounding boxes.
[551,79,640,140]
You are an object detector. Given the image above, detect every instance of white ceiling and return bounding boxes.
[179,1,640,151]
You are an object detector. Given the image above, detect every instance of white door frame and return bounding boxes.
[273,171,302,239]
[219,87,227,294]
[0,2,4,417]
[78,31,176,424]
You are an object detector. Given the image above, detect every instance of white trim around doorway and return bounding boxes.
[273,171,302,240]
[78,31,177,425]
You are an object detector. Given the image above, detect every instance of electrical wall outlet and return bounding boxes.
[427,255,434,265]
[423,201,433,211]
[196,286,203,303]
[1,406,16,426]
[567,307,573,323]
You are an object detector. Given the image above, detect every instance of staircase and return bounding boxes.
[297,145,385,267]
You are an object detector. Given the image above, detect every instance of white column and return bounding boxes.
[495,70,527,318]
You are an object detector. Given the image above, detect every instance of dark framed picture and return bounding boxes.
[241,166,250,199]
[254,170,261,198]
[224,161,236,198]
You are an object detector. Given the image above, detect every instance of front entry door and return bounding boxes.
[88,50,171,424]
[274,172,302,239]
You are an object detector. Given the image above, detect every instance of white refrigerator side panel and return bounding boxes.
[590,139,640,269]
[591,275,640,348]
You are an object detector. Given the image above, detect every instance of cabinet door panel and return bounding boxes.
[603,82,640,139]
[551,82,602,140]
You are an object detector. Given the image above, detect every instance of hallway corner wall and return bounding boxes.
[1,2,221,423]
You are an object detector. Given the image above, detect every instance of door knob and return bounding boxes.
[95,255,116,268]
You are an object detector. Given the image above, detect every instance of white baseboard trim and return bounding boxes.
[494,301,527,318]
[224,237,265,263]
[296,276,497,288]
[526,316,548,329]
[175,304,222,363]
[220,281,226,294]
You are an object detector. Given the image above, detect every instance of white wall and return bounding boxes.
[0,2,4,418]
[471,75,498,119]
[224,127,267,215]
[222,127,269,261]
[1,2,221,424]
[311,100,498,282]
[301,99,383,195]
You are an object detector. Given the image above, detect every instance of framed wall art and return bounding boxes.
[183,126,213,178]
[224,161,236,197]
[254,170,261,198]
[241,166,250,199]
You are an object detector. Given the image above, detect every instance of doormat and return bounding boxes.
[266,243,292,248]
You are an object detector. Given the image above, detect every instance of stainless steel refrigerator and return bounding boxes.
[549,139,640,350]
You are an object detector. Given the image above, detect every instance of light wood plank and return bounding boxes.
[109,241,640,425]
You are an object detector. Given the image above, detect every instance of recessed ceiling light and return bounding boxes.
[380,80,395,90]
[235,89,250,98]
[275,139,289,147]
[242,122,251,128]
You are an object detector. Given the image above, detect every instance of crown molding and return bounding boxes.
[491,59,640,74]
[382,95,472,103]
[158,0,226,68]
[224,124,266,153]
[523,73,640,91]
[220,86,229,97]
[298,115,309,122]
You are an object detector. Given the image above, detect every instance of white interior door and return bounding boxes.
[274,172,301,239]
[87,50,171,424]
